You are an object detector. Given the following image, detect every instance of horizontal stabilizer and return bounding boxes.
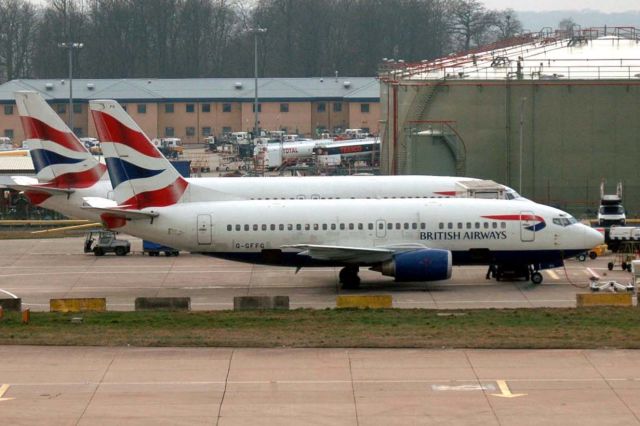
[7,176,74,195]
[81,197,159,220]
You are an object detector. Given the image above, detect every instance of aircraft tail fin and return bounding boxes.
[89,99,188,209]
[14,91,107,189]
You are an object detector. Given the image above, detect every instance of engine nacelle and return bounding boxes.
[377,249,452,282]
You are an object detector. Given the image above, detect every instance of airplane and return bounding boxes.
[9,91,527,224]
[84,112,604,288]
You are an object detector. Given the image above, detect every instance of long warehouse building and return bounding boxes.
[379,27,640,215]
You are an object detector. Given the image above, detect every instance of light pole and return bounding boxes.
[519,97,527,194]
[58,42,83,134]
[252,28,267,139]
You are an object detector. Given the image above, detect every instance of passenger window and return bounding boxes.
[368,223,374,230]
[420,223,426,230]
[483,222,489,229]
[404,223,409,230]
[253,224,258,231]
[227,225,232,231]
[457,223,463,229]
[358,223,363,230]
[323,224,328,230]
[466,222,472,229]
[296,224,302,231]
[501,222,506,229]
[475,222,480,229]
[236,225,241,231]
[270,224,276,231]
[279,224,284,231]
[349,223,354,230]
[387,223,393,230]
[492,222,497,229]
[288,224,293,231]
[305,224,310,231]
[395,223,401,230]
[331,224,336,230]
[313,224,319,230]
[378,223,383,230]
[412,223,417,230]
[439,223,444,229]
[447,223,453,229]
[261,224,267,231]
[340,224,346,230]
[244,224,249,231]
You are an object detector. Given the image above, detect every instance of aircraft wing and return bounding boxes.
[81,197,159,220]
[6,176,74,195]
[282,243,429,264]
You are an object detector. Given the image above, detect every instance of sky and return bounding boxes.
[481,0,640,13]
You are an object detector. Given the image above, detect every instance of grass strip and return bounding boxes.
[0,307,639,348]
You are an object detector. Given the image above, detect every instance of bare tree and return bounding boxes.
[448,0,497,51]
[495,9,523,40]
[0,0,38,82]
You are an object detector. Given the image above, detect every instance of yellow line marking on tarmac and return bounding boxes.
[546,270,560,280]
[0,384,15,402]
[586,267,600,279]
[491,380,526,398]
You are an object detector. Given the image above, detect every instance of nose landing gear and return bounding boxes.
[489,264,544,285]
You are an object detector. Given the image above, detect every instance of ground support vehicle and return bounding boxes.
[84,231,131,256]
[143,240,180,257]
[607,241,640,272]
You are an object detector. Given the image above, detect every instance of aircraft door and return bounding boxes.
[197,214,212,245]
[520,211,535,242]
[376,220,387,238]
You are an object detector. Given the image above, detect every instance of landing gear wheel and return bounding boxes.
[607,262,614,271]
[339,266,361,289]
[577,253,587,262]
[621,262,627,271]
[589,251,597,260]
[530,272,543,285]
[115,246,127,256]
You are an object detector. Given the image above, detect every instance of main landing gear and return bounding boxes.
[339,265,361,289]
[487,264,543,285]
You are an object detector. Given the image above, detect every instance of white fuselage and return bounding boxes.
[114,198,602,269]
[39,175,497,222]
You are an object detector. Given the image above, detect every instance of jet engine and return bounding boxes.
[374,249,452,282]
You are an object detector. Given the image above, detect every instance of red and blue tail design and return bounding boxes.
[14,92,107,195]
[89,100,188,210]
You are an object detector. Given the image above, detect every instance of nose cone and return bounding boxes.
[584,226,604,249]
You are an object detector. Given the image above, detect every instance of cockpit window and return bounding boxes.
[553,217,578,227]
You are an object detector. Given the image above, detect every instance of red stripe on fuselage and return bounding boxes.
[121,177,188,210]
[24,191,52,205]
[91,110,162,158]
[20,116,86,153]
[482,214,544,222]
[100,213,127,229]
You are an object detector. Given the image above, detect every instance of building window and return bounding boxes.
[252,104,262,113]
[317,103,326,113]
[165,127,174,137]
[137,104,147,114]
[360,103,370,113]
[73,104,82,114]
[280,103,289,113]
[222,126,231,134]
[4,105,13,115]
[56,104,66,114]
[202,127,212,136]
[165,103,174,113]
[202,103,211,113]
[186,127,195,137]
[4,129,14,139]
[186,103,195,113]
[333,102,342,112]
[73,127,83,136]
[222,103,232,113]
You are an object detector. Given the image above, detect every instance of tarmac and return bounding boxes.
[0,236,634,311]
[1,346,640,425]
